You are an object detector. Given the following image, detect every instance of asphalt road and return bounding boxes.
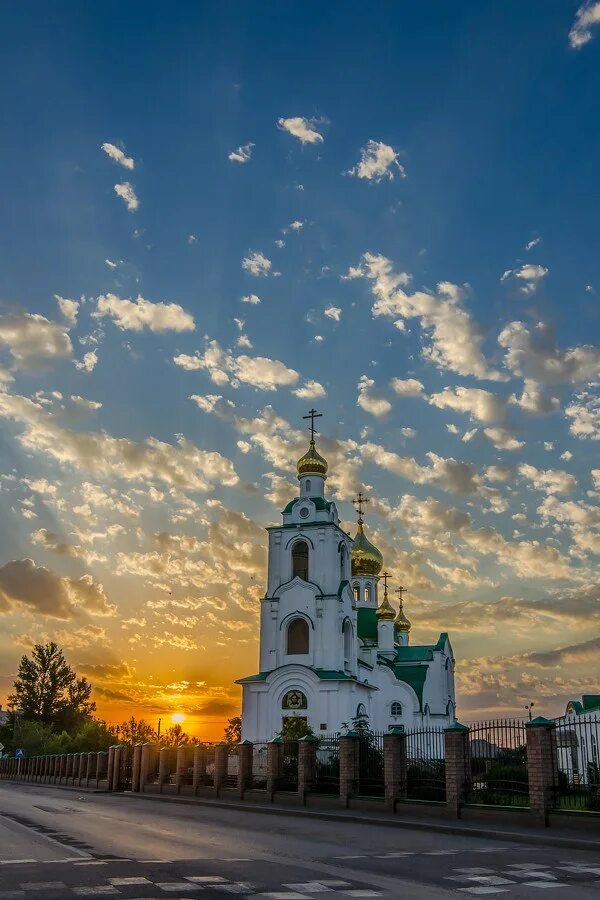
[1,784,599,899]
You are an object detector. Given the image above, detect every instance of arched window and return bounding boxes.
[305,479,311,493]
[292,540,309,580]
[391,702,402,716]
[340,545,347,579]
[365,584,371,603]
[356,703,367,717]
[287,618,309,655]
[343,620,353,670]
[353,583,360,603]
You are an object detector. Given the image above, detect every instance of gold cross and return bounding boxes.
[302,408,323,441]
[395,586,406,603]
[352,491,369,520]
[381,570,391,597]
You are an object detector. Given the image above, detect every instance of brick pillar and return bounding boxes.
[192,744,205,792]
[339,732,359,808]
[139,743,154,791]
[96,751,107,788]
[85,752,95,786]
[214,743,228,795]
[526,717,557,827]
[267,738,282,799]
[131,743,142,792]
[298,735,318,804]
[111,745,122,792]
[237,741,253,798]
[106,745,116,789]
[384,728,408,809]
[444,722,470,818]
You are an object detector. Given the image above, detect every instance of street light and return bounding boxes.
[525,702,535,721]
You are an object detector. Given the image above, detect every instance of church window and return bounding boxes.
[365,584,371,603]
[340,545,347,578]
[282,689,307,709]
[292,540,309,580]
[353,583,360,603]
[287,617,309,655]
[305,479,311,493]
[391,701,402,716]
[343,620,353,671]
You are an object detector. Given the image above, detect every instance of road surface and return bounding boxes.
[1,783,599,898]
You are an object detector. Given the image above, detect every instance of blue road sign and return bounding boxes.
[15,748,25,759]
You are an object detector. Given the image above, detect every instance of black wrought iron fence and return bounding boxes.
[275,740,298,791]
[554,715,600,812]
[118,747,132,791]
[357,731,385,797]
[314,733,340,794]
[226,746,239,788]
[405,727,446,802]
[466,719,528,807]
[201,745,216,786]
[250,743,268,789]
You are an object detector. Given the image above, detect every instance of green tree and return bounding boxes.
[8,642,95,731]
[69,719,118,753]
[161,724,191,746]
[223,716,242,744]
[114,717,158,746]
[278,717,314,740]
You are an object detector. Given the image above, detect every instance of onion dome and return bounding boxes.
[297,439,328,478]
[376,592,396,620]
[395,601,411,633]
[351,521,383,577]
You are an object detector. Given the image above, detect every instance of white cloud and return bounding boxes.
[94,293,195,332]
[228,142,254,163]
[188,234,197,245]
[101,142,135,170]
[292,380,327,400]
[277,116,324,144]
[483,427,525,451]
[274,239,285,249]
[353,253,504,381]
[525,237,542,252]
[499,321,600,384]
[70,395,102,411]
[565,392,600,440]
[511,379,560,415]
[289,220,304,231]
[105,258,117,269]
[569,1,600,47]
[74,350,98,373]
[561,450,573,461]
[0,313,72,365]
[324,306,341,322]
[55,295,79,326]
[174,340,299,392]
[357,375,392,419]
[390,378,425,397]
[501,264,548,294]
[241,294,261,305]
[429,386,508,424]
[241,251,273,277]
[518,463,577,495]
[347,140,405,182]
[237,334,252,349]
[114,182,139,211]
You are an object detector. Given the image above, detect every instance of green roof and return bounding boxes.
[567,694,600,715]
[236,666,363,685]
[357,606,378,642]
[378,658,428,710]
[235,671,270,683]
[394,646,434,662]
[282,497,332,514]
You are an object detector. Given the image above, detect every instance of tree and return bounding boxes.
[223,716,242,744]
[8,642,95,731]
[278,717,314,740]
[161,724,192,746]
[114,717,158,746]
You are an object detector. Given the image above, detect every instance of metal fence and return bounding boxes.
[200,745,215,786]
[357,731,385,797]
[314,733,340,793]
[466,719,528,807]
[250,743,268,790]
[405,727,446,802]
[226,746,239,788]
[275,740,299,791]
[554,715,600,812]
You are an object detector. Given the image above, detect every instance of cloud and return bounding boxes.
[390,378,425,397]
[101,142,135,170]
[70,394,102,411]
[498,321,600,384]
[0,389,239,493]
[74,350,98,373]
[0,558,114,619]
[483,427,525,451]
[241,294,261,305]
[277,116,324,144]
[175,340,299,391]
[565,391,600,440]
[518,463,577,495]
[525,237,542,252]
[347,140,405,182]
[114,182,139,211]
[528,636,600,667]
[55,295,79,327]
[324,306,341,322]
[241,251,273,277]
[292,380,327,400]
[569,1,600,48]
[0,313,72,365]
[288,220,304,231]
[511,379,560,415]
[353,253,504,381]
[228,142,254,163]
[500,264,548,295]
[94,293,195,332]
[429,386,508,424]
[356,375,392,419]
[360,443,489,497]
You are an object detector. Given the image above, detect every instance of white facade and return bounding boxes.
[237,435,456,740]
[556,696,600,786]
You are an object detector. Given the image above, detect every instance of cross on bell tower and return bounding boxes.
[302,408,322,443]
[352,491,369,524]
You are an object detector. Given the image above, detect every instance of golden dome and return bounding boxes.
[297,439,328,478]
[376,593,396,620]
[395,601,411,633]
[351,522,383,577]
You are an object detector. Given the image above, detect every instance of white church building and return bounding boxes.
[237,414,456,740]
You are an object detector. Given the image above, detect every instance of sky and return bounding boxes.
[0,1,599,740]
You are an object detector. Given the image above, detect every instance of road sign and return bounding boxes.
[15,748,25,759]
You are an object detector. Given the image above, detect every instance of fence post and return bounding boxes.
[298,735,318,804]
[158,747,171,792]
[192,744,205,793]
[111,745,122,792]
[339,732,359,808]
[444,722,470,818]
[175,744,188,793]
[131,743,142,792]
[526,717,557,827]
[214,743,228,796]
[384,728,407,810]
[139,743,154,792]
[106,745,116,790]
[84,752,94,786]
[237,740,253,798]
[267,738,282,800]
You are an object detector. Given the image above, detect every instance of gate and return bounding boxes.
[405,727,446,801]
[117,746,132,791]
[554,715,600,811]
[250,743,268,790]
[276,741,298,791]
[226,746,239,788]
[201,745,216,786]
[466,719,528,807]
[314,734,340,794]
[357,732,384,797]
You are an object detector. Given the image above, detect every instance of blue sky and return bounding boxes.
[0,2,599,733]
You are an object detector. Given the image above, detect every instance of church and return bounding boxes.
[237,412,456,740]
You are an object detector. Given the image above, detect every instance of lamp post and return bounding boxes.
[525,702,535,721]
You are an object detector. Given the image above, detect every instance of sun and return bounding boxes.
[171,712,185,725]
